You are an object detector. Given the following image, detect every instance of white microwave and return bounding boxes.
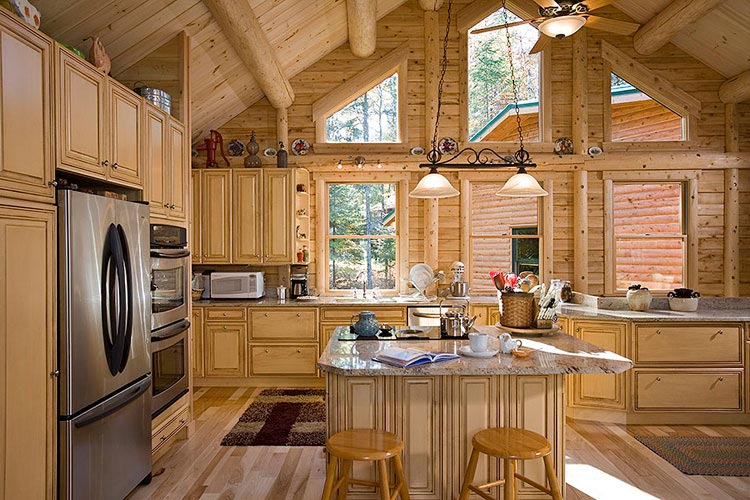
[210,272,265,299]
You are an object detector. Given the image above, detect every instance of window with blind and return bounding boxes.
[468,182,541,291]
[612,182,686,291]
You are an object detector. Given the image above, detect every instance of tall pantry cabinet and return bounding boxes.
[0,9,56,500]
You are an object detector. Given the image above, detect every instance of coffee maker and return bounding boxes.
[290,265,309,298]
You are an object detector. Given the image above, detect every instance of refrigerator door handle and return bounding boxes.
[101,224,123,376]
[73,376,152,429]
[117,224,134,373]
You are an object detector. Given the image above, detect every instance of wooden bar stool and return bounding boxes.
[459,427,563,500]
[321,429,411,500]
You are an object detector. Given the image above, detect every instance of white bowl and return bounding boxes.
[668,297,699,312]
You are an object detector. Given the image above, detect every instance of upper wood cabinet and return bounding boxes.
[233,170,262,263]
[55,43,143,189]
[264,169,293,263]
[144,104,187,224]
[168,119,187,221]
[201,169,232,263]
[0,11,54,203]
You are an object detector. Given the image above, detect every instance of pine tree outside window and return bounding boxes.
[325,74,399,143]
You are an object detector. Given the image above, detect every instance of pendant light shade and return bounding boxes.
[409,168,460,198]
[538,15,586,39]
[496,168,548,197]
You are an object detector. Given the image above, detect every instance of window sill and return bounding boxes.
[312,143,412,155]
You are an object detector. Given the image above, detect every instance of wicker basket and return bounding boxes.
[500,292,535,328]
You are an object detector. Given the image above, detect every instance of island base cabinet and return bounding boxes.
[326,373,564,499]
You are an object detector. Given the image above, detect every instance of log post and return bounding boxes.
[633,0,721,56]
[572,32,588,154]
[203,0,294,110]
[424,199,439,270]
[276,107,289,150]
[574,170,588,294]
[346,0,377,58]
[424,10,439,149]
[724,168,739,296]
[725,103,739,153]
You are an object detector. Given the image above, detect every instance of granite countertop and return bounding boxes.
[557,303,750,322]
[317,325,633,377]
[192,296,473,307]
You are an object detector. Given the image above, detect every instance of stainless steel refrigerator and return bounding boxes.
[58,190,153,500]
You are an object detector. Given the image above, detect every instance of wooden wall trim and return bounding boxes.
[424,199,439,269]
[460,177,471,267]
[603,178,614,295]
[543,179,554,284]
[276,107,289,149]
[687,178,699,291]
[572,32,589,154]
[724,168,739,296]
[574,170,588,293]
[725,103,739,153]
[424,10,440,148]
[602,170,700,181]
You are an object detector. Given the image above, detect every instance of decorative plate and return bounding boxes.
[291,138,310,156]
[458,346,499,358]
[263,147,277,157]
[410,146,425,156]
[587,145,603,156]
[438,137,458,155]
[553,137,574,155]
[227,139,245,156]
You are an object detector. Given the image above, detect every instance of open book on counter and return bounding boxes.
[373,347,459,368]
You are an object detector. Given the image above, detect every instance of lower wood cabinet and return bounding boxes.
[191,307,203,378]
[204,323,247,378]
[249,344,318,376]
[250,308,317,341]
[151,392,190,460]
[634,370,742,411]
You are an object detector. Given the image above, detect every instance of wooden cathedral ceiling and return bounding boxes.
[32,0,750,140]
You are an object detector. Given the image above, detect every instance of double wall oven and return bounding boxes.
[150,224,190,416]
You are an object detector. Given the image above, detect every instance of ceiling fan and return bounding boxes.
[471,0,640,54]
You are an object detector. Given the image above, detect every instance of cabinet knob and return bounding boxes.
[102,160,110,167]
[223,326,227,330]
[718,377,724,382]
[296,313,301,317]
[170,204,176,209]
[160,435,167,442]
[656,377,661,382]
[203,253,207,257]
[254,254,260,258]
[48,180,58,187]
[265,349,269,353]
[264,313,268,317]
[111,162,119,169]
[164,203,170,208]
[179,418,186,424]
[50,369,60,378]
[297,349,301,353]
[717,330,723,335]
[575,327,581,333]
[222,312,227,317]
[656,330,661,335]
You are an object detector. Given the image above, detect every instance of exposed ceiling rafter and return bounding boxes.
[633,0,721,56]
[719,69,750,104]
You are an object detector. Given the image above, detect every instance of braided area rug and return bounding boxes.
[634,435,750,476]
[221,388,326,446]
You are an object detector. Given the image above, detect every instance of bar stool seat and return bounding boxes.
[322,429,411,500]
[459,427,562,500]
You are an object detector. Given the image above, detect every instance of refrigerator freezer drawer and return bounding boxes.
[59,376,152,500]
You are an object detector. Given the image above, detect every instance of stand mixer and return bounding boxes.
[449,261,468,297]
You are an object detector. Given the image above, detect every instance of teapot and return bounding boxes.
[626,284,652,312]
[350,311,380,337]
[498,333,522,354]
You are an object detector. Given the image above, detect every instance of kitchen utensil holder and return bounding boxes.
[500,292,535,328]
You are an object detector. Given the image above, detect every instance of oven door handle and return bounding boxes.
[411,312,442,318]
[150,249,190,259]
[152,319,191,342]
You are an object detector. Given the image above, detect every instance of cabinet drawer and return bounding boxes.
[634,324,742,364]
[250,309,317,340]
[320,307,406,323]
[152,405,189,452]
[634,371,742,411]
[250,344,318,376]
[205,307,247,322]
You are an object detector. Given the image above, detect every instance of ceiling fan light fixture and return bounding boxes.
[496,168,548,197]
[538,15,586,39]
[410,168,460,199]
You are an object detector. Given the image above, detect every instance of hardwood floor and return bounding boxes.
[130,388,750,500]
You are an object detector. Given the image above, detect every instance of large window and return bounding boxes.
[468,7,540,142]
[611,182,686,291]
[327,183,398,291]
[467,182,541,291]
[610,73,684,142]
[325,74,399,143]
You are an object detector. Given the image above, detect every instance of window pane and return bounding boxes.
[326,74,399,143]
[615,238,684,290]
[471,183,538,236]
[329,183,397,236]
[470,236,539,289]
[468,8,540,142]
[613,183,682,236]
[610,72,683,142]
[329,238,396,290]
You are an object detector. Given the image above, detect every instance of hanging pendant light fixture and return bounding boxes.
[410,0,547,199]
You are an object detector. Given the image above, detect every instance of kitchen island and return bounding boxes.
[318,326,632,500]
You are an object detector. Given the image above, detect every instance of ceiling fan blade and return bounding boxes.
[529,34,553,55]
[531,0,559,8]
[470,19,535,35]
[584,15,640,36]
[580,0,614,11]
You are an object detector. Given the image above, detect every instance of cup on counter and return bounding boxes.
[468,332,489,353]
[276,285,287,301]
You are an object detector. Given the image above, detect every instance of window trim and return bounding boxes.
[311,42,409,146]
[459,173,553,293]
[458,1,552,147]
[603,171,699,296]
[315,172,411,295]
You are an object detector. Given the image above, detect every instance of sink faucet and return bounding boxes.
[355,271,367,299]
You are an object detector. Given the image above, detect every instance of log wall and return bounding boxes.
[206,0,749,297]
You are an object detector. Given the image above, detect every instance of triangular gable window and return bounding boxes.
[326,73,399,143]
[610,73,684,142]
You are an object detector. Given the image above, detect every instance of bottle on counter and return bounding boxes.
[561,281,573,302]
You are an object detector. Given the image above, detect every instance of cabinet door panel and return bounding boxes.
[249,345,318,375]
[263,170,292,263]
[191,307,203,378]
[201,170,231,263]
[635,371,741,411]
[108,81,141,186]
[205,323,246,377]
[56,46,105,176]
[144,105,167,218]
[571,321,627,409]
[0,204,55,500]
[233,170,262,263]
[0,21,53,201]
[250,309,317,340]
[168,119,187,221]
[191,170,201,263]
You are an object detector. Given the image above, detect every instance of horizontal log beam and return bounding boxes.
[203,0,294,110]
[633,0,721,56]
[719,69,750,104]
[347,0,377,58]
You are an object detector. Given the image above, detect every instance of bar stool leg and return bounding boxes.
[458,448,480,500]
[392,454,411,500]
[321,456,338,500]
[503,459,517,500]
[337,460,351,500]
[543,454,563,500]
[377,460,391,500]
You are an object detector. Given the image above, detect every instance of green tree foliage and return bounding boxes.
[326,74,399,143]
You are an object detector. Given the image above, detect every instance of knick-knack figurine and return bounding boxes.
[244,131,261,167]
[88,37,111,75]
[276,142,288,168]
